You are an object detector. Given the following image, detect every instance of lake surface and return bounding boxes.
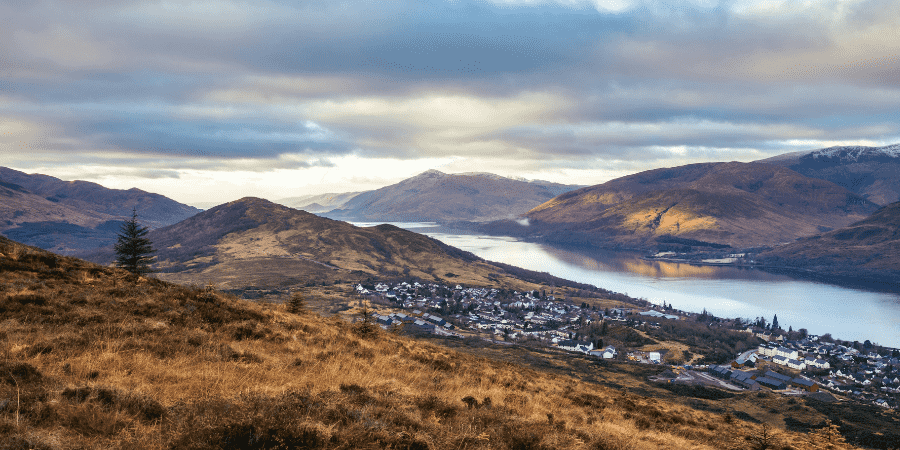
[353,222,900,347]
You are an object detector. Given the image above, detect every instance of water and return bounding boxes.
[353,222,900,347]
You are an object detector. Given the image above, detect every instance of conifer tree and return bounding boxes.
[287,291,306,314]
[772,314,780,330]
[114,209,155,276]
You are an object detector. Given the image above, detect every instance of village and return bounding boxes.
[355,280,900,411]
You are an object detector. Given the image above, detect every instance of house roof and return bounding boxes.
[764,370,793,383]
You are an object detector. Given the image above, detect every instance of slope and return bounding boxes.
[0,167,201,228]
[0,167,201,254]
[88,197,588,294]
[513,162,878,250]
[325,170,582,223]
[0,179,123,254]
[759,144,900,205]
[757,201,900,283]
[0,235,875,449]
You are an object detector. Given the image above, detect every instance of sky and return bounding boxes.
[1,0,899,207]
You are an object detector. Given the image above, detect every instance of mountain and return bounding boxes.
[758,143,900,205]
[0,167,201,253]
[0,167,201,227]
[276,191,363,213]
[757,201,900,283]
[325,170,583,223]
[494,162,880,250]
[89,197,592,292]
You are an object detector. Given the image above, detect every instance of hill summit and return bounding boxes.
[86,197,580,294]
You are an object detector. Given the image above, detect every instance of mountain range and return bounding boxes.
[0,167,200,254]
[486,161,879,251]
[323,169,582,223]
[758,143,900,205]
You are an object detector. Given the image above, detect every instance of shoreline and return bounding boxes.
[641,256,900,294]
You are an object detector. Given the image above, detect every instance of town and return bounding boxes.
[355,280,900,410]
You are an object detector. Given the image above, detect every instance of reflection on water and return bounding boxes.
[369,224,900,347]
[352,221,440,229]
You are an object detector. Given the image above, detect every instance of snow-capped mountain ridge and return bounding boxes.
[811,144,900,161]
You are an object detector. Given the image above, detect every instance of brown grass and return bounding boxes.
[0,236,872,449]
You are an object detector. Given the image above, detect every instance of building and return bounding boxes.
[730,370,760,390]
[791,377,818,392]
[775,347,799,360]
[557,340,593,353]
[756,376,788,390]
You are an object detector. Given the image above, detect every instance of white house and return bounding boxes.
[804,357,830,369]
[775,346,799,360]
[558,340,593,353]
[786,359,807,370]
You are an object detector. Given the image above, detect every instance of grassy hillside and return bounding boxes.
[512,162,878,250]
[0,235,874,449]
[758,201,900,283]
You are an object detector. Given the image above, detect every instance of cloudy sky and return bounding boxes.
[2,0,899,207]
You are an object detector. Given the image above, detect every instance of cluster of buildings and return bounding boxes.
[725,335,900,409]
[709,366,818,392]
[357,281,632,356]
[356,280,899,409]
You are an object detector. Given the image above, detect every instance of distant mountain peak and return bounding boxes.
[458,171,508,180]
[414,169,446,178]
[809,143,900,161]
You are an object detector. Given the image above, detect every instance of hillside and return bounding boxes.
[325,170,582,223]
[759,144,900,205]
[0,235,877,449]
[499,162,879,250]
[0,167,200,253]
[86,197,593,295]
[757,201,900,283]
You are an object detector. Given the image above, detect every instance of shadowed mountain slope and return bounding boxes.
[502,162,879,250]
[0,167,201,254]
[0,167,200,228]
[325,170,582,223]
[757,201,900,282]
[759,144,900,205]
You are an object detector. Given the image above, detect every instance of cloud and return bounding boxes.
[1,0,900,203]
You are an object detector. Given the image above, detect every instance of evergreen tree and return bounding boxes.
[287,291,306,314]
[772,314,780,330]
[114,209,155,276]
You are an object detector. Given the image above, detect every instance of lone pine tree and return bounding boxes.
[115,209,156,276]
